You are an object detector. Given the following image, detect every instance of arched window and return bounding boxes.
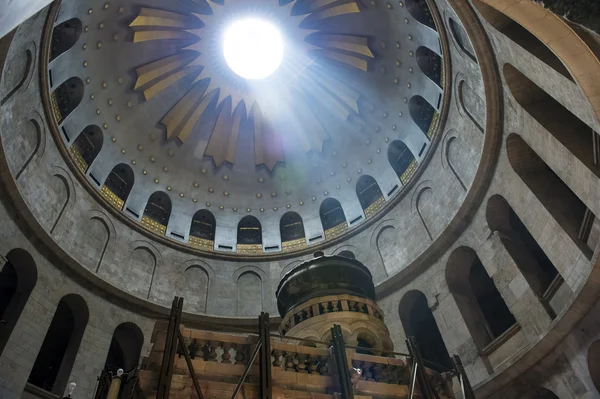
[399,291,451,372]
[237,216,262,254]
[449,18,476,63]
[70,125,103,173]
[189,210,216,250]
[388,140,417,184]
[487,195,565,318]
[280,212,306,252]
[320,198,347,239]
[50,18,82,61]
[104,322,144,372]
[507,133,596,259]
[103,163,134,210]
[409,95,438,139]
[142,191,171,236]
[405,0,436,30]
[0,249,37,356]
[472,0,572,81]
[446,247,517,350]
[29,294,89,395]
[356,175,384,217]
[416,46,443,87]
[51,77,84,123]
[526,388,560,399]
[504,64,599,177]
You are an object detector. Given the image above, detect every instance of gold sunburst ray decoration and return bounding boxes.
[130,0,373,170]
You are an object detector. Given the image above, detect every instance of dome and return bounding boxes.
[39,0,450,258]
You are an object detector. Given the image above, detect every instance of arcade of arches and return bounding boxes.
[1,0,600,398]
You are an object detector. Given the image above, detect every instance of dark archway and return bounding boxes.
[237,216,262,245]
[506,133,596,259]
[142,191,172,235]
[338,250,356,259]
[406,0,436,30]
[409,95,437,139]
[0,249,37,356]
[71,125,103,173]
[399,290,451,372]
[416,46,442,87]
[50,18,83,61]
[589,340,600,394]
[486,195,564,318]
[504,64,599,177]
[190,209,216,248]
[319,198,347,238]
[280,211,305,247]
[52,77,84,123]
[473,0,573,80]
[104,163,134,209]
[388,140,416,184]
[29,294,89,395]
[104,322,144,372]
[356,175,384,216]
[446,247,517,350]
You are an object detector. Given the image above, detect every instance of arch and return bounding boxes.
[190,209,216,243]
[356,175,384,216]
[416,46,443,87]
[181,265,210,313]
[236,271,262,317]
[388,140,417,184]
[448,18,477,62]
[104,163,134,208]
[86,216,110,273]
[71,125,103,173]
[52,77,84,123]
[0,249,37,356]
[446,247,517,350]
[525,387,560,399]
[588,340,600,393]
[445,135,467,190]
[458,80,485,133]
[472,0,573,81]
[405,0,436,30]
[375,224,395,277]
[49,174,70,234]
[409,95,437,139]
[415,186,436,240]
[399,290,451,371]
[0,43,33,107]
[128,247,158,299]
[142,191,172,235]
[14,118,43,180]
[50,18,82,61]
[104,322,144,372]
[280,211,305,244]
[504,64,599,178]
[506,133,596,259]
[486,195,564,318]
[237,216,262,245]
[319,198,347,238]
[29,294,89,395]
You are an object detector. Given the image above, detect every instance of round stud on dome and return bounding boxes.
[143,170,147,175]
[407,83,411,88]
[367,159,372,164]
[84,26,89,32]
[247,208,251,212]
[223,191,229,196]
[102,81,108,88]
[256,193,262,198]
[286,204,291,208]
[219,205,224,210]
[132,160,136,165]
[358,169,362,173]
[385,137,390,142]
[324,191,329,196]
[377,149,381,154]
[108,99,113,106]
[380,41,386,48]
[103,2,109,9]
[271,192,277,197]
[398,1,403,5]
[208,187,215,193]
[88,8,93,14]
[395,60,401,67]
[330,171,335,176]
[90,94,95,100]
[83,61,88,67]
[375,126,380,132]
[154,178,159,183]
[82,43,87,50]
[167,186,172,191]
[179,193,184,198]
[99,22,105,30]
[193,198,198,203]
[96,41,103,49]
[409,67,413,73]
[193,182,199,188]
[342,162,348,168]
[404,18,409,23]
[347,177,352,182]
[387,3,392,9]
[201,168,207,174]
[336,185,340,189]
[96,109,101,115]
[222,175,229,180]
[115,114,121,121]
[299,201,304,205]
[149,156,156,162]
[127,101,132,108]
[86,77,91,84]
[403,97,408,103]
[260,208,265,212]
[120,149,126,154]
[118,6,124,13]
[392,125,397,130]
[103,123,108,129]
[113,34,119,41]
[393,78,399,84]
[162,166,168,172]
[312,197,316,201]
[395,42,400,48]
[408,34,413,40]
[409,50,414,57]
[137,145,143,151]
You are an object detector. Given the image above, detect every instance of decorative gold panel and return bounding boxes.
[189,236,214,251]
[100,186,124,210]
[282,237,307,253]
[364,196,385,219]
[69,146,87,173]
[324,222,349,240]
[51,92,62,123]
[141,215,167,236]
[401,159,418,184]
[427,111,440,139]
[237,243,263,255]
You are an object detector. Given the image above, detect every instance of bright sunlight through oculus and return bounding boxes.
[223,18,285,80]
